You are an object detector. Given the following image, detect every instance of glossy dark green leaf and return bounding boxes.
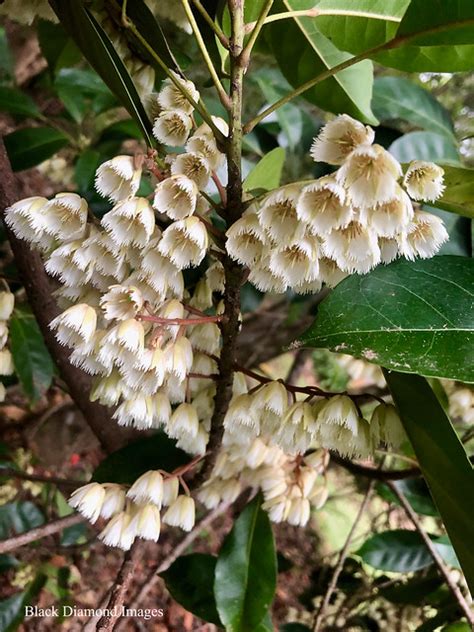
[1,575,46,632]
[389,131,459,164]
[55,68,115,122]
[75,149,102,194]
[0,502,44,539]
[4,127,69,172]
[379,479,438,517]
[356,529,459,573]
[372,77,455,140]
[300,256,474,383]
[161,554,221,625]
[214,495,277,632]
[92,432,188,484]
[37,20,81,73]
[10,307,55,402]
[0,87,40,118]
[243,148,286,194]
[385,371,474,591]
[425,207,471,258]
[0,554,19,574]
[380,574,443,605]
[50,0,153,145]
[100,119,143,142]
[429,166,474,220]
[267,0,377,125]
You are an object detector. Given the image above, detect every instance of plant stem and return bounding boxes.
[194,0,247,486]
[0,514,85,554]
[240,0,274,66]
[387,481,474,626]
[244,17,474,133]
[180,0,231,109]
[190,0,229,48]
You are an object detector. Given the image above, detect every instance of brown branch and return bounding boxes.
[331,454,421,481]
[387,481,474,626]
[0,466,81,489]
[96,540,144,632]
[0,137,125,454]
[312,481,376,631]
[0,513,85,554]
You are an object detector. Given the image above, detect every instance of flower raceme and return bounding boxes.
[5,99,447,548]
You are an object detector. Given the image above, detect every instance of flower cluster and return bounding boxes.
[69,470,195,550]
[227,115,448,293]
[0,289,15,402]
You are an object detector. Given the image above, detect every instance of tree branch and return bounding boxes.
[387,481,474,626]
[0,514,85,554]
[331,454,421,481]
[0,467,80,489]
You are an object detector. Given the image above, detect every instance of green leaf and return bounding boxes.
[385,371,474,591]
[356,529,459,573]
[389,131,459,164]
[4,127,69,172]
[161,554,221,625]
[243,148,286,194]
[300,256,474,383]
[1,575,46,632]
[313,0,410,54]
[425,207,471,258]
[428,165,474,220]
[379,479,438,517]
[55,68,115,123]
[214,495,277,632]
[49,0,153,145]
[37,20,81,73]
[442,624,472,632]
[0,555,19,574]
[280,624,312,632]
[372,77,455,141]
[267,0,377,125]
[92,432,189,485]
[380,574,443,605]
[0,87,40,118]
[75,149,102,194]
[0,502,44,539]
[9,308,55,403]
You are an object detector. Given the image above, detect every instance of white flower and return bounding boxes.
[43,192,88,240]
[258,186,305,244]
[323,221,380,274]
[0,350,14,376]
[226,213,267,266]
[113,393,155,428]
[188,322,221,355]
[186,134,224,170]
[128,503,161,542]
[171,152,211,190]
[297,177,352,235]
[153,175,198,220]
[0,292,14,321]
[310,114,375,165]
[169,402,200,439]
[4,196,51,247]
[157,70,200,114]
[254,381,288,416]
[153,110,193,146]
[270,236,320,286]
[262,495,290,523]
[68,482,105,523]
[317,395,360,435]
[247,262,287,294]
[303,449,330,473]
[140,244,183,297]
[90,371,124,406]
[162,495,195,531]
[379,237,400,264]
[130,61,155,98]
[101,285,144,321]
[127,470,164,507]
[164,337,193,380]
[50,304,97,347]
[224,393,259,430]
[399,211,448,260]
[361,189,414,237]
[95,155,142,203]
[102,197,155,248]
[287,497,311,527]
[370,403,406,448]
[0,322,8,350]
[403,161,445,202]
[104,318,145,353]
[152,392,172,425]
[337,144,402,207]
[158,217,208,268]
[100,485,126,519]
[99,511,135,550]
[162,477,180,507]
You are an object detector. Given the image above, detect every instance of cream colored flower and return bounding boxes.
[171,152,211,189]
[153,110,193,146]
[399,211,448,260]
[297,176,352,234]
[157,70,199,113]
[153,175,198,220]
[310,114,375,165]
[403,160,445,202]
[102,197,155,248]
[95,156,142,203]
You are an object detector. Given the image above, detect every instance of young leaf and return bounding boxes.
[243,148,286,194]
[9,308,55,403]
[0,87,40,118]
[4,127,68,172]
[389,131,459,164]
[372,77,455,141]
[214,495,277,632]
[92,433,189,485]
[161,554,221,625]
[267,0,377,125]
[356,529,459,573]
[300,256,474,383]
[385,371,474,591]
[49,0,153,145]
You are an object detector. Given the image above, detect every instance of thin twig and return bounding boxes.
[387,481,474,626]
[0,514,85,554]
[0,467,81,489]
[331,454,420,482]
[190,0,229,48]
[240,0,274,66]
[96,540,145,632]
[312,481,376,631]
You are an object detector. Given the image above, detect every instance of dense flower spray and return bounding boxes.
[7,59,448,553]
